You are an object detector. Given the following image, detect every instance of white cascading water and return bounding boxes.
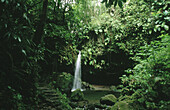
[71,51,82,92]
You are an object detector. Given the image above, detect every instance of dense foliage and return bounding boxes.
[118,0,170,109]
[0,0,39,109]
[121,34,170,109]
[0,0,169,109]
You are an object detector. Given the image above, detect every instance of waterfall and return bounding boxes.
[71,51,82,92]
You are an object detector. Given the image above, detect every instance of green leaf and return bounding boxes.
[89,61,93,65]
[163,10,168,16]
[8,86,11,89]
[99,29,103,32]
[5,24,7,28]
[22,50,27,56]
[14,35,17,40]
[164,17,170,21]
[88,48,91,52]
[17,94,22,100]
[1,0,5,2]
[157,27,161,31]
[149,30,152,34]
[18,37,21,42]
[154,28,157,32]
[53,81,56,84]
[164,25,169,31]
[23,13,28,20]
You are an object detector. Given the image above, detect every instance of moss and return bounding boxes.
[100,94,117,105]
[111,101,133,110]
[94,103,107,109]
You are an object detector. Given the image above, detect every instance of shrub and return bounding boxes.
[56,88,72,110]
[120,34,170,109]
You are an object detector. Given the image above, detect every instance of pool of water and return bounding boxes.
[83,90,120,104]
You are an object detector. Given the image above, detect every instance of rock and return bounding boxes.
[100,94,117,106]
[70,89,84,101]
[94,103,107,109]
[111,101,133,110]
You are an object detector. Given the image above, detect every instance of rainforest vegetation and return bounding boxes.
[0,0,169,109]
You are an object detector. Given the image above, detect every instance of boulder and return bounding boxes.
[111,101,133,110]
[100,94,117,106]
[94,103,107,109]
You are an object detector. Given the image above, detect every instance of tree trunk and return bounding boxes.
[33,0,48,45]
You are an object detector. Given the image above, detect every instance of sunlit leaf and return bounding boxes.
[99,29,102,32]
[18,37,21,42]
[164,25,169,31]
[22,50,27,56]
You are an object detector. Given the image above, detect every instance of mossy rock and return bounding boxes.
[100,94,117,106]
[94,103,107,109]
[111,101,133,110]
[70,89,84,101]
